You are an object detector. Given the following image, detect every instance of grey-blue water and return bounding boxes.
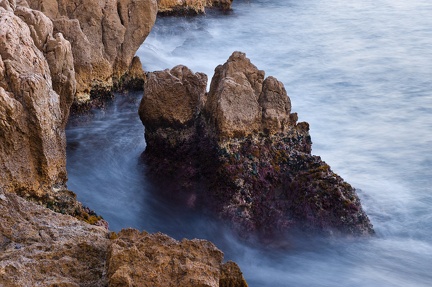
[66,0,432,286]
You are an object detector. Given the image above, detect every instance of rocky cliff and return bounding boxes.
[22,0,157,104]
[0,1,248,285]
[0,2,72,198]
[139,52,374,240]
[0,0,157,199]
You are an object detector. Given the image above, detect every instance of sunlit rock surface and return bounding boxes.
[107,228,247,287]
[158,0,233,15]
[0,4,249,286]
[0,6,70,197]
[23,0,157,103]
[0,192,247,286]
[139,51,374,239]
[0,192,110,287]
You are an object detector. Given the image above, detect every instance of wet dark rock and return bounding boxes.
[139,51,374,240]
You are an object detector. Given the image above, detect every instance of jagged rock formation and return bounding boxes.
[21,0,157,103]
[158,0,233,15]
[107,229,247,287]
[139,51,374,239]
[0,192,247,286]
[0,0,155,197]
[0,4,248,286]
[14,4,76,126]
[0,3,72,197]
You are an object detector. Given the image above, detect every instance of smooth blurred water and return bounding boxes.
[67,0,432,286]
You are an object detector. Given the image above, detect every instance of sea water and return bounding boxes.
[66,0,432,285]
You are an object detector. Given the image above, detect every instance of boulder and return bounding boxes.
[24,0,158,103]
[107,228,247,287]
[205,51,264,138]
[141,65,207,130]
[139,51,374,239]
[205,52,292,137]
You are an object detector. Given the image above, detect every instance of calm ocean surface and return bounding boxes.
[67,0,432,286]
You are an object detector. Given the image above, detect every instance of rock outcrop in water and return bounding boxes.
[158,0,233,15]
[139,51,374,239]
[0,192,247,286]
[1,2,248,285]
[22,0,157,104]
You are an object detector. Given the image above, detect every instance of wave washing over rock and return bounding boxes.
[139,51,374,240]
[0,1,248,285]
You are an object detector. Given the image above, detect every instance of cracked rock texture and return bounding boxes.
[23,0,157,102]
[107,229,247,287]
[0,4,71,197]
[0,2,248,286]
[139,51,374,239]
[0,192,247,287]
[0,192,110,287]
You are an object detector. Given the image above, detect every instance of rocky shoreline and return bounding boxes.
[0,192,247,286]
[1,0,372,285]
[1,0,247,285]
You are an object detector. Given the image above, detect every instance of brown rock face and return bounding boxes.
[158,0,233,15]
[14,5,76,126]
[205,51,292,138]
[205,51,265,138]
[139,51,374,239]
[220,261,248,287]
[0,7,70,196]
[24,0,157,102]
[114,56,147,91]
[107,228,247,287]
[139,65,207,160]
[0,192,248,286]
[141,65,207,129]
[259,76,291,134]
[0,192,110,287]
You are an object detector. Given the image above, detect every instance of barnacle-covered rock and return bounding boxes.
[139,51,374,239]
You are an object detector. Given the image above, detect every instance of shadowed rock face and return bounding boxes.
[139,51,374,240]
[23,0,157,102]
